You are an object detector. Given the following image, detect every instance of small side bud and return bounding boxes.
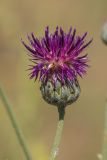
[101,21,107,45]
[40,79,81,107]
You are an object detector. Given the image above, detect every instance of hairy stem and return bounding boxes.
[49,105,65,160]
[0,86,32,160]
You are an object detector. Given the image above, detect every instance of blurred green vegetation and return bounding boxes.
[0,0,107,159]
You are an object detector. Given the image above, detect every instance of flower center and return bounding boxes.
[48,58,64,69]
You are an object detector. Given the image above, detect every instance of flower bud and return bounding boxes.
[101,21,107,45]
[40,79,81,107]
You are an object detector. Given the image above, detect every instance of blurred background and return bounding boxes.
[0,0,107,159]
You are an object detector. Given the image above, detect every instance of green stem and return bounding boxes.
[102,99,107,160]
[49,105,65,160]
[97,99,107,160]
[0,86,32,160]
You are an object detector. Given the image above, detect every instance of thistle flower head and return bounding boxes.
[22,26,92,84]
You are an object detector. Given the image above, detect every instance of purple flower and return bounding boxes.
[22,27,92,84]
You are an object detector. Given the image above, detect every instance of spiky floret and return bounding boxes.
[22,27,92,84]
